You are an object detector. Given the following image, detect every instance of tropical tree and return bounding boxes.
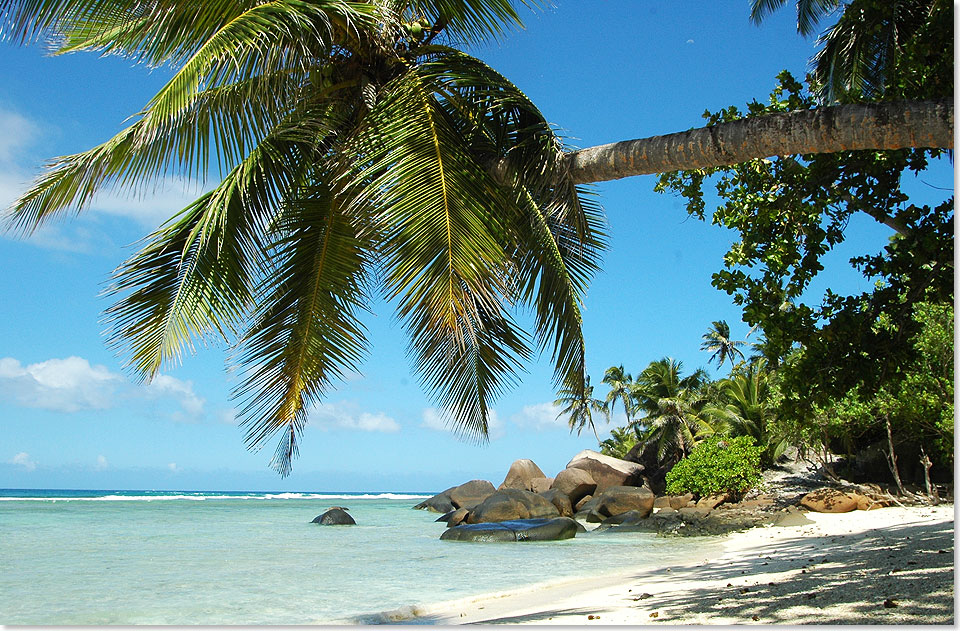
[710,359,789,467]
[601,364,634,424]
[751,0,952,102]
[554,374,607,442]
[700,320,746,370]
[1,0,607,475]
[630,358,716,461]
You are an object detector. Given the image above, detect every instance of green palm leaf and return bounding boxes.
[234,181,372,475]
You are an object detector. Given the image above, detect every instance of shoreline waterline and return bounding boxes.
[407,504,955,625]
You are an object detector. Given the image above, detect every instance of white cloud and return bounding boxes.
[686,39,695,44]
[216,408,238,425]
[88,177,208,228]
[0,108,38,165]
[510,402,568,431]
[167,462,178,473]
[310,401,401,433]
[0,356,124,412]
[95,454,109,470]
[0,105,208,253]
[10,451,36,471]
[0,355,214,423]
[146,374,205,421]
[420,407,504,440]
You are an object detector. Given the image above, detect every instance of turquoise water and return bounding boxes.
[0,489,723,624]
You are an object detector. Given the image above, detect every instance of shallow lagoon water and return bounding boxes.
[1,489,724,624]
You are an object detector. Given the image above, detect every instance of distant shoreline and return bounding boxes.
[409,504,955,625]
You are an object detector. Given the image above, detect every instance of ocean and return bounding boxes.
[0,488,724,624]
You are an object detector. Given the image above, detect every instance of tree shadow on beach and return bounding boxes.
[410,516,953,625]
[613,518,955,625]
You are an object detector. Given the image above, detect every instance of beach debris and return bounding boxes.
[727,583,733,587]
[883,599,898,608]
[805,593,816,600]
[649,612,659,618]
[587,614,599,620]
[739,588,749,594]
[631,593,653,601]
[752,615,760,621]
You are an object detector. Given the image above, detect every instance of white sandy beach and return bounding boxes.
[408,504,954,625]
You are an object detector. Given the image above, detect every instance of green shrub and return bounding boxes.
[665,436,763,498]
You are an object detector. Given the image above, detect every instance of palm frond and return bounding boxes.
[234,182,372,476]
[103,136,301,379]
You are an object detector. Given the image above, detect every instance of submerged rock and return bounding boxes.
[440,517,580,542]
[312,507,356,525]
[413,487,457,513]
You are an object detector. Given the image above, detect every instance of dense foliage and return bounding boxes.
[665,436,764,498]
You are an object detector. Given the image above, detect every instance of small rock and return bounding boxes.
[752,615,760,621]
[883,599,898,608]
[805,593,816,600]
[587,614,598,620]
[649,612,659,618]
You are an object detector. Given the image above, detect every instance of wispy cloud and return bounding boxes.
[510,402,567,431]
[0,105,209,252]
[420,407,504,440]
[0,108,38,165]
[95,454,109,470]
[0,355,206,422]
[0,356,123,412]
[310,401,401,433]
[9,451,37,471]
[146,374,206,422]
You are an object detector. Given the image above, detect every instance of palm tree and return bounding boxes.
[601,365,634,425]
[630,358,714,461]
[711,359,789,466]
[555,375,607,442]
[2,1,606,475]
[701,320,746,370]
[750,0,949,102]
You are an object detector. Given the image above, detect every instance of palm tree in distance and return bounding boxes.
[1,1,606,475]
[602,365,634,426]
[701,320,746,370]
[711,359,789,466]
[554,375,607,442]
[630,358,713,461]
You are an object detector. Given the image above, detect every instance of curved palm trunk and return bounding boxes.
[566,99,953,184]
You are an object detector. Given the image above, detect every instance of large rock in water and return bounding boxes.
[448,480,496,510]
[413,486,457,513]
[550,467,597,505]
[565,450,644,494]
[312,507,356,525]
[595,485,655,518]
[468,488,560,523]
[440,517,579,542]
[498,459,547,491]
[539,489,574,517]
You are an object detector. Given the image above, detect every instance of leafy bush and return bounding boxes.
[665,436,763,498]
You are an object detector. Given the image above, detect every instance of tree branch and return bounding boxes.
[566,99,953,184]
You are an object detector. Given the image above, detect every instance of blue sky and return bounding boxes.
[0,2,951,491]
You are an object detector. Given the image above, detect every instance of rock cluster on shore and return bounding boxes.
[415,451,903,541]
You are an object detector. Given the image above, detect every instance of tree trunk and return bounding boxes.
[920,447,939,505]
[566,99,953,184]
[883,414,907,496]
